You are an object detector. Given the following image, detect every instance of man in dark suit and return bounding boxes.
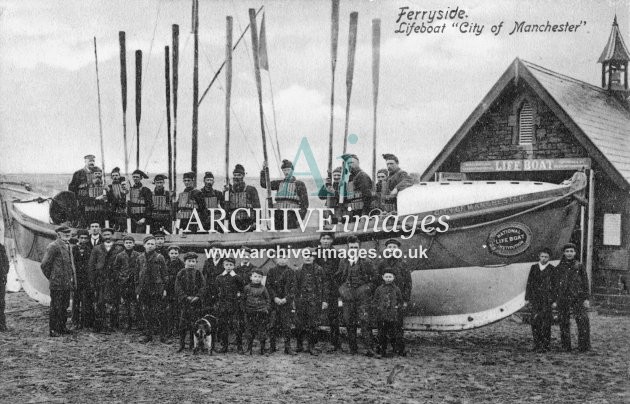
[71,229,93,329]
[554,243,591,352]
[525,248,555,352]
[137,235,166,343]
[68,154,97,226]
[41,226,75,337]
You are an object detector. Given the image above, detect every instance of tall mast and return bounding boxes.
[342,12,358,154]
[172,24,179,195]
[248,8,272,208]
[371,19,381,181]
[165,46,173,191]
[135,50,142,170]
[118,32,129,176]
[225,16,233,200]
[191,0,199,174]
[93,37,105,174]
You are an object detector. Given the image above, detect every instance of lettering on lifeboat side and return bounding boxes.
[487,222,532,257]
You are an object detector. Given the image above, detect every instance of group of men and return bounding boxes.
[525,243,591,352]
[68,152,414,233]
[39,221,413,358]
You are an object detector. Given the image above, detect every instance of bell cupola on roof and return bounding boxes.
[598,15,630,94]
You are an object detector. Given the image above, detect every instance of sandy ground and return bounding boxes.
[1,291,629,404]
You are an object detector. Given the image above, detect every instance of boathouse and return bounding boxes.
[421,18,630,312]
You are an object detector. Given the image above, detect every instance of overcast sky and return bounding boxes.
[0,0,627,177]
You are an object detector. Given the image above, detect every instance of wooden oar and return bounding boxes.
[326,0,340,209]
[225,16,233,204]
[119,31,129,176]
[249,8,272,209]
[371,19,381,181]
[339,11,358,204]
[93,37,105,175]
[165,46,172,191]
[341,11,358,154]
[172,24,179,195]
[135,50,142,170]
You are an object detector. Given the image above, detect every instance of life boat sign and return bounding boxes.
[487,222,532,256]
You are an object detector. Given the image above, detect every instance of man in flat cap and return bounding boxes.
[69,154,98,226]
[318,166,344,223]
[176,172,207,233]
[107,167,129,232]
[380,154,414,213]
[128,169,153,233]
[136,235,166,343]
[114,235,142,331]
[339,154,373,219]
[71,229,93,329]
[41,225,75,337]
[225,164,260,232]
[553,243,591,352]
[88,227,125,332]
[260,159,309,230]
[151,174,173,233]
[84,167,108,227]
[175,251,205,352]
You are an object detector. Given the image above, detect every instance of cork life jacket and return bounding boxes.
[345,181,364,212]
[129,186,147,215]
[274,180,300,209]
[77,171,94,198]
[152,190,172,221]
[176,189,199,220]
[229,183,254,221]
[85,181,106,212]
[201,187,220,209]
[379,179,396,213]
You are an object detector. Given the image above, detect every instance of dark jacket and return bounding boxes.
[384,168,414,193]
[337,258,376,290]
[114,249,141,292]
[0,243,9,282]
[244,283,270,313]
[266,265,296,303]
[68,168,91,197]
[525,263,555,308]
[314,247,341,300]
[214,271,245,311]
[373,283,403,321]
[236,262,256,285]
[202,257,223,306]
[376,258,413,303]
[295,263,328,305]
[342,168,373,213]
[41,239,75,291]
[88,243,125,298]
[137,251,166,297]
[164,258,185,298]
[553,258,589,305]
[175,267,205,305]
[72,243,92,289]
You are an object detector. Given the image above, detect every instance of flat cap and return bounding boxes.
[101,227,115,235]
[252,268,264,276]
[183,252,198,260]
[223,257,236,264]
[233,164,245,174]
[153,230,166,237]
[382,153,399,163]
[55,225,72,233]
[183,171,196,180]
[341,153,358,161]
[562,243,577,251]
[377,168,389,176]
[384,238,401,247]
[122,235,135,242]
[168,245,181,252]
[204,171,214,179]
[143,235,155,244]
[84,154,96,160]
[132,169,149,179]
[153,174,167,183]
[76,229,89,237]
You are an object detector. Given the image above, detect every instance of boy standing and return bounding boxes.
[373,271,403,358]
[71,229,92,329]
[243,268,270,355]
[175,252,205,352]
[214,257,245,353]
[524,248,555,352]
[164,246,185,337]
[136,235,166,343]
[554,243,591,352]
[314,232,342,351]
[295,248,329,355]
[115,235,141,331]
[266,254,296,355]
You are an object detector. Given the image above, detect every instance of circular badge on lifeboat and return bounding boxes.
[487,222,532,257]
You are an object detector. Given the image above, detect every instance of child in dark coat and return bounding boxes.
[295,248,329,355]
[525,248,555,352]
[175,252,205,352]
[243,268,270,355]
[214,257,245,353]
[373,271,403,358]
[164,246,185,337]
